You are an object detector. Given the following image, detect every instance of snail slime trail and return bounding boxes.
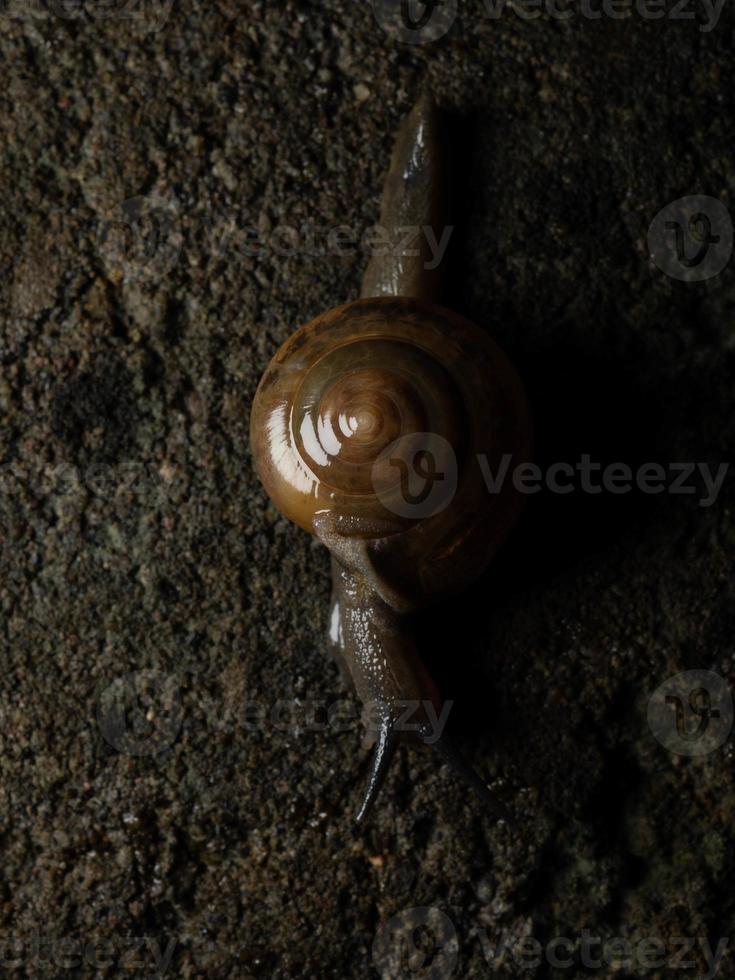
[250,95,533,824]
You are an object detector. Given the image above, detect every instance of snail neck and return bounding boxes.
[360,93,449,303]
[327,558,441,738]
[327,557,443,823]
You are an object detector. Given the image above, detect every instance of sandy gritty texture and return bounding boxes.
[1,0,734,977]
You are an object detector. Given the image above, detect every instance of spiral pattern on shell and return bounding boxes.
[250,296,531,596]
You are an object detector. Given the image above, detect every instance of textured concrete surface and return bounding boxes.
[1,1,734,977]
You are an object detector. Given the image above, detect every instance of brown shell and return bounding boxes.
[250,295,532,602]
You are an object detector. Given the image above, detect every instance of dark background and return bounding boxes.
[1,0,734,976]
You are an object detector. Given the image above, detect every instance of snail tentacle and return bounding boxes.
[431,737,514,826]
[356,716,398,825]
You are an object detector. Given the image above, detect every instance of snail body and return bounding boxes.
[250,96,532,822]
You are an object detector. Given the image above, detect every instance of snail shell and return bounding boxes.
[250,295,530,607]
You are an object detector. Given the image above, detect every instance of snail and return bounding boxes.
[250,94,532,823]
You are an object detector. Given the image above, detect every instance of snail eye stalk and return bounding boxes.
[355,718,398,826]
